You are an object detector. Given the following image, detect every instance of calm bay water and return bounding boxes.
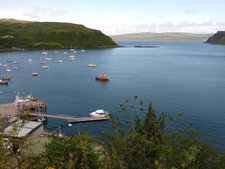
[0,41,225,147]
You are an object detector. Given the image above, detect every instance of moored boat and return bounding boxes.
[2,75,10,80]
[44,57,52,60]
[0,80,8,85]
[90,109,109,117]
[68,55,75,59]
[32,72,38,76]
[88,64,96,67]
[12,61,19,64]
[96,74,109,81]
[42,65,49,69]
[28,58,33,62]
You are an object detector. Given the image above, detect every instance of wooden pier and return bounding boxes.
[23,112,109,123]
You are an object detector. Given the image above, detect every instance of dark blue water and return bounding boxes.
[0,41,225,147]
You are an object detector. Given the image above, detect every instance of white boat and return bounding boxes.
[44,57,52,60]
[90,109,109,117]
[28,58,33,62]
[42,65,49,69]
[3,64,8,67]
[64,51,67,55]
[42,51,48,55]
[57,60,63,63]
[81,49,85,52]
[14,94,38,104]
[68,55,75,59]
[88,64,96,67]
[6,69,11,72]
[73,50,77,53]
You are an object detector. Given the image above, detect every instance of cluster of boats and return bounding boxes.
[0,49,110,117]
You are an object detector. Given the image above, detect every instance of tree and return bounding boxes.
[103,97,225,169]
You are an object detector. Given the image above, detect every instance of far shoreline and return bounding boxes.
[0,45,120,53]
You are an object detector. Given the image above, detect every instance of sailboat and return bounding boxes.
[64,48,68,55]
[88,64,96,67]
[44,57,52,61]
[42,47,48,55]
[42,65,49,69]
[88,57,96,67]
[7,53,13,62]
[28,58,33,62]
[40,58,45,64]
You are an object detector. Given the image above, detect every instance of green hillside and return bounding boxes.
[0,19,117,50]
[206,31,225,45]
[110,32,212,42]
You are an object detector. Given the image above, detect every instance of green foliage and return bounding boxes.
[19,133,102,169]
[1,97,225,169]
[103,97,225,169]
[206,31,225,45]
[0,19,118,49]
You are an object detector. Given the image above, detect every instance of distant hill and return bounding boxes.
[110,32,212,42]
[0,19,117,50]
[206,31,225,45]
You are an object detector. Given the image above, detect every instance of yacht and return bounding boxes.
[42,65,49,69]
[44,57,52,61]
[2,75,10,80]
[0,80,8,85]
[68,55,75,59]
[90,109,109,117]
[6,69,11,72]
[28,58,33,62]
[57,60,63,63]
[42,51,48,55]
[88,64,96,67]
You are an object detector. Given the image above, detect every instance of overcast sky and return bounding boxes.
[0,0,225,35]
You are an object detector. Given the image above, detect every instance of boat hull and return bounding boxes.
[95,77,109,81]
[0,81,8,85]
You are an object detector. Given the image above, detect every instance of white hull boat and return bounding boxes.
[90,109,109,117]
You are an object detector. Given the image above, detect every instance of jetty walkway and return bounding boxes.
[23,112,109,123]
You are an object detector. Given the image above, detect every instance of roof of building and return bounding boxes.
[4,120,43,138]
